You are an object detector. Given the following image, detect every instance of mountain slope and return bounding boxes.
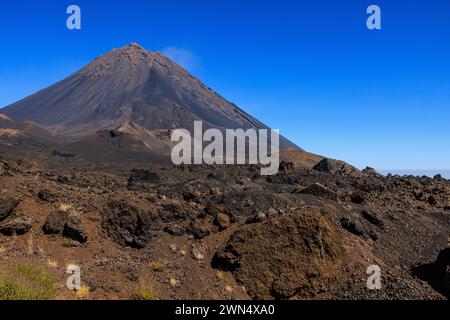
[2,43,299,150]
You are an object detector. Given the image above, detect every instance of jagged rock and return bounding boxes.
[42,211,68,234]
[213,212,344,299]
[313,158,338,174]
[0,198,19,221]
[361,211,384,229]
[340,217,364,236]
[127,169,160,191]
[0,217,32,235]
[43,211,88,243]
[295,183,338,201]
[63,214,88,243]
[103,200,160,248]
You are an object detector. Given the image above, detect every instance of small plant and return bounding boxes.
[58,203,72,212]
[47,259,58,268]
[132,285,158,300]
[216,271,225,281]
[74,285,90,299]
[0,264,57,300]
[150,262,164,272]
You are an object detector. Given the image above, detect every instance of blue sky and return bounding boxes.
[0,0,449,170]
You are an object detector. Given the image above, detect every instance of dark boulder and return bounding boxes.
[63,214,88,243]
[340,217,364,236]
[0,217,32,236]
[102,200,159,248]
[361,210,385,229]
[0,198,19,221]
[313,158,338,174]
[350,193,365,204]
[42,211,68,234]
[213,212,345,299]
[43,211,88,243]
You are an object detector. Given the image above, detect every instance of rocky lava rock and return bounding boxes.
[42,211,88,243]
[103,200,160,248]
[213,211,344,299]
[0,217,32,235]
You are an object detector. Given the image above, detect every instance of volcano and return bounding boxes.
[2,43,299,151]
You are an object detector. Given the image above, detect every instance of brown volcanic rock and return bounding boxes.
[0,198,19,221]
[2,43,298,150]
[43,211,68,234]
[102,199,160,248]
[213,211,345,299]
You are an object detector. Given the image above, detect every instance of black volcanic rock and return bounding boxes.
[313,158,338,174]
[0,217,32,236]
[2,43,298,150]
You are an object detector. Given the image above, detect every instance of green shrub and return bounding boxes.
[0,264,57,300]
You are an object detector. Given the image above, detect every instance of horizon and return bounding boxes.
[1,0,449,171]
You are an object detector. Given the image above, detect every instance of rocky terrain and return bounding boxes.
[0,43,448,300]
[0,145,449,300]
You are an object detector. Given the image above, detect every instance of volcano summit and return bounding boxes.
[2,43,298,153]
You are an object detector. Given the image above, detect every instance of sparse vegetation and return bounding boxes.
[47,259,58,268]
[58,203,72,212]
[150,262,164,272]
[216,271,225,281]
[132,285,158,300]
[74,285,90,299]
[0,264,57,300]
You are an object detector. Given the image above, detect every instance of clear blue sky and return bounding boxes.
[0,0,449,170]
